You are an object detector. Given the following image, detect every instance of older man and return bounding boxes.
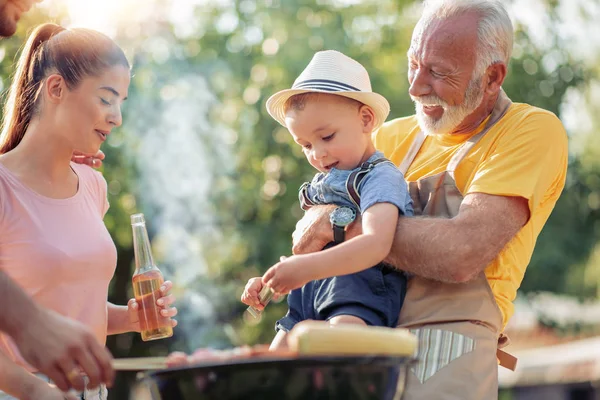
[0,0,115,395]
[244,0,567,398]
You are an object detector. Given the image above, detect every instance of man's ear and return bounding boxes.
[43,74,66,104]
[484,62,507,95]
[359,105,376,133]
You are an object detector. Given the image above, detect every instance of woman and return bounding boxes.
[0,23,177,400]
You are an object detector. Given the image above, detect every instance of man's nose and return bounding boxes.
[408,69,432,98]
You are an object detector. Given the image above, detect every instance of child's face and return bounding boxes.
[285,95,375,173]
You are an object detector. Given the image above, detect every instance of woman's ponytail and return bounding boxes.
[0,23,65,154]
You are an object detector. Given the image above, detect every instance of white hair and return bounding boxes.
[421,0,514,76]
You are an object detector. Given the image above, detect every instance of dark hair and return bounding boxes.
[0,23,130,154]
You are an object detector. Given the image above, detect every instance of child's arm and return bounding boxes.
[269,330,289,350]
[308,203,399,277]
[262,203,399,294]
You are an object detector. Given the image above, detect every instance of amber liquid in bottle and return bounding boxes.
[131,213,173,341]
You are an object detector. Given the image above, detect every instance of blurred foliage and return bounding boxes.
[1,0,599,398]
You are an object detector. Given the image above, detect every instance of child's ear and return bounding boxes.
[359,105,375,133]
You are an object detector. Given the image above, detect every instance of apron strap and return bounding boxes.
[346,158,396,209]
[398,130,426,176]
[398,89,513,177]
[447,90,513,177]
[497,348,518,371]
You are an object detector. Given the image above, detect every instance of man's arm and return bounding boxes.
[2,270,41,338]
[0,350,73,400]
[0,270,114,392]
[386,193,529,282]
[291,193,529,284]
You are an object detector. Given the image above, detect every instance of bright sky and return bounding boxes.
[42,0,124,34]
[41,0,227,38]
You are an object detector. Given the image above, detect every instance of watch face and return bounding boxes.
[330,206,356,227]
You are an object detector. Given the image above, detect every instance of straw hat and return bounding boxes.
[266,50,390,131]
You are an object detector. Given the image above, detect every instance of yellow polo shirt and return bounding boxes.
[373,102,568,328]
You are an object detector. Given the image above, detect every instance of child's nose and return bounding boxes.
[313,146,327,160]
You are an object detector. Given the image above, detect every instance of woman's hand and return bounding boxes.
[127,280,178,331]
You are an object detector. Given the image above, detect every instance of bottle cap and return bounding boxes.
[131,213,146,225]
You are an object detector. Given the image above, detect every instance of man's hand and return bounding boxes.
[71,150,105,169]
[13,308,114,392]
[291,205,335,255]
[292,205,362,255]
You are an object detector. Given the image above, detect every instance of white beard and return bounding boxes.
[412,74,485,135]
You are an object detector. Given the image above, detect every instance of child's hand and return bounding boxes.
[241,257,288,308]
[240,277,265,310]
[127,280,178,332]
[262,256,312,294]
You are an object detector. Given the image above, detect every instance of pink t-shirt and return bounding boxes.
[0,162,117,370]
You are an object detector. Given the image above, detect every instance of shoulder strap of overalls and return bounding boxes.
[446,90,512,179]
[299,182,316,211]
[298,159,394,211]
[397,89,512,177]
[345,158,396,209]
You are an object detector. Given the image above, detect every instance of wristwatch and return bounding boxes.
[329,206,357,244]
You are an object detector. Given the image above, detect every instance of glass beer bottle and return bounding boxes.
[131,213,173,341]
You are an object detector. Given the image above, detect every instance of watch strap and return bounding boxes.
[333,224,345,244]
